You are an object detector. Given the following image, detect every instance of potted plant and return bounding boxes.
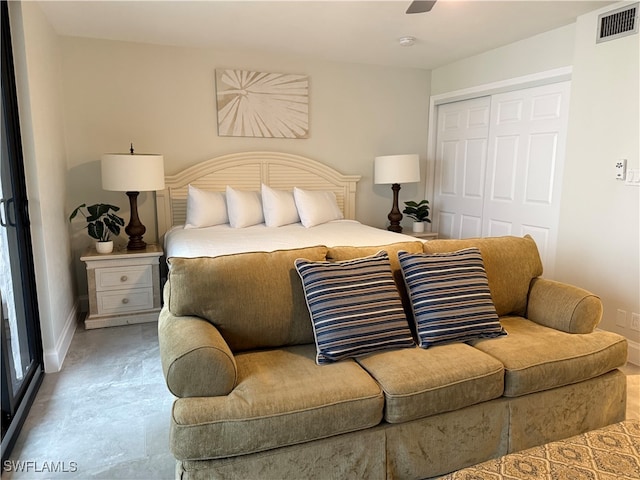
[69,203,125,254]
[403,200,431,233]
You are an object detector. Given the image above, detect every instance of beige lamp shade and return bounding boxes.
[374,154,420,185]
[101,153,165,192]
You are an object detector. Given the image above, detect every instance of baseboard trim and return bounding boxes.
[43,301,79,373]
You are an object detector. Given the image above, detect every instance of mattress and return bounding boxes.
[164,220,420,259]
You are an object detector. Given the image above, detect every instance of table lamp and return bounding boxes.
[374,154,420,233]
[101,145,165,250]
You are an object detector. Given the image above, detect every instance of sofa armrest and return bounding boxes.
[526,278,603,334]
[158,306,237,398]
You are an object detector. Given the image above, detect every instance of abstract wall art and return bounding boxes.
[215,69,309,139]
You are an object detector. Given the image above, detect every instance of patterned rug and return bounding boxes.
[442,419,640,480]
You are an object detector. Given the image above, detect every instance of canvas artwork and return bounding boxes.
[215,69,309,139]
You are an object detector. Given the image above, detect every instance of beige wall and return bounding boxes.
[430,24,576,96]
[557,4,639,358]
[61,37,431,295]
[430,3,640,361]
[9,1,77,372]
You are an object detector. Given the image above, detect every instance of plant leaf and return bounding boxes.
[87,222,103,241]
[68,204,86,222]
[104,217,121,237]
[108,213,125,226]
[86,204,102,222]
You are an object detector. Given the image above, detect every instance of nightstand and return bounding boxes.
[80,244,163,329]
[406,231,439,240]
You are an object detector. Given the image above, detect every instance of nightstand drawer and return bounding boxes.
[81,244,163,328]
[96,288,154,315]
[95,265,152,291]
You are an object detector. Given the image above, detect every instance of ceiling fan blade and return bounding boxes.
[406,0,437,14]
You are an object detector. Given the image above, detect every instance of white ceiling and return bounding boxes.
[38,0,614,70]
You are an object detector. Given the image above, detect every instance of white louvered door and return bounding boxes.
[433,82,571,277]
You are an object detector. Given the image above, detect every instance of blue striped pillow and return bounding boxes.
[398,248,506,348]
[295,251,416,365]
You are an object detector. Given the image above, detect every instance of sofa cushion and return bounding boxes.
[295,251,415,364]
[423,236,543,317]
[167,246,328,352]
[470,316,628,397]
[327,241,424,317]
[170,344,384,460]
[356,343,504,423]
[327,241,425,273]
[398,248,506,348]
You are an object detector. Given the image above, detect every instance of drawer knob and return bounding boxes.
[122,298,130,304]
[120,275,128,282]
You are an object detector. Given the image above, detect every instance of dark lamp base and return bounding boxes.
[126,238,147,250]
[125,191,147,250]
[386,183,403,233]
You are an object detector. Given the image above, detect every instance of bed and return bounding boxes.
[156,151,419,258]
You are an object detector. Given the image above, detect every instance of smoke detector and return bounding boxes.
[399,36,416,47]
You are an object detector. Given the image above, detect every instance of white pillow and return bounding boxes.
[293,187,344,228]
[261,184,300,227]
[184,184,228,229]
[226,186,265,228]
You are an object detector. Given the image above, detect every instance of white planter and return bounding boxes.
[96,241,114,254]
[412,221,425,233]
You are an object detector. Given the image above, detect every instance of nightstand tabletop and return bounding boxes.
[406,232,438,240]
[81,243,163,261]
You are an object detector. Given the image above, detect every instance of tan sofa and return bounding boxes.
[158,236,628,480]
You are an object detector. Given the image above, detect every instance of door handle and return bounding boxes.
[6,198,16,227]
[0,198,17,227]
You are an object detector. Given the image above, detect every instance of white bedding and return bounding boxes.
[165,220,420,259]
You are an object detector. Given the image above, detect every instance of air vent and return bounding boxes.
[597,3,638,43]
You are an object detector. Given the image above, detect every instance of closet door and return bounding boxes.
[432,82,570,277]
[433,96,491,239]
[483,82,570,275]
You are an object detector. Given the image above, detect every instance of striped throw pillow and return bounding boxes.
[398,248,506,348]
[295,251,416,365]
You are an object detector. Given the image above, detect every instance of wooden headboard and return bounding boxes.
[156,151,362,240]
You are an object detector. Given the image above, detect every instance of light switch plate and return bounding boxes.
[615,159,627,180]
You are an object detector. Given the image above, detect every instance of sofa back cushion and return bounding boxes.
[167,246,328,352]
[327,241,424,316]
[422,236,542,317]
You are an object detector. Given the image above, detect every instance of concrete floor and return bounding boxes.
[3,322,176,479]
[3,322,639,479]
